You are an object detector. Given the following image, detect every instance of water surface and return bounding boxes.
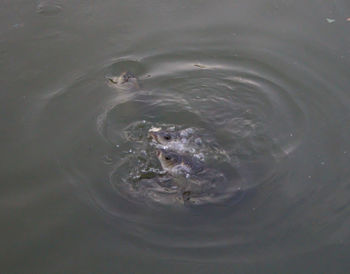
[1,0,350,273]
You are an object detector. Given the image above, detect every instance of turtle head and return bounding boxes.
[120,71,137,84]
[149,130,179,145]
[106,71,139,89]
[156,149,182,170]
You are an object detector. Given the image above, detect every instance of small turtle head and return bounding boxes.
[120,71,137,84]
[106,71,139,89]
[156,149,182,171]
[149,130,180,145]
[156,149,203,176]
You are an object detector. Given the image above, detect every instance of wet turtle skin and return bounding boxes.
[106,71,140,90]
[149,130,182,146]
[155,148,230,204]
[149,128,199,146]
[155,149,204,176]
[149,128,205,159]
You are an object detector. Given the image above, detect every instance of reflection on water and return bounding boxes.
[1,0,350,272]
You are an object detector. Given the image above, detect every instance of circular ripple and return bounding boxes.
[35,26,350,263]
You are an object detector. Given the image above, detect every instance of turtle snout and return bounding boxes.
[148,132,158,141]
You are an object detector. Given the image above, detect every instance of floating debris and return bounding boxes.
[194,64,207,69]
[326,18,335,23]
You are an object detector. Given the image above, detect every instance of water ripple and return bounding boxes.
[35,25,350,262]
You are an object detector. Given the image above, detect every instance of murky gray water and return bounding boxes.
[2,0,350,273]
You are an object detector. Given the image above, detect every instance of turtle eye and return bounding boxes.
[164,134,171,141]
[165,155,171,161]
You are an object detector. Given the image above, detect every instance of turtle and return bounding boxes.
[155,148,231,203]
[155,148,204,176]
[149,127,233,164]
[149,127,204,157]
[106,71,140,91]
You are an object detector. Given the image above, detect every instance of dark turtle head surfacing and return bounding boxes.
[155,148,236,205]
[106,71,139,90]
[156,149,204,176]
[149,130,181,145]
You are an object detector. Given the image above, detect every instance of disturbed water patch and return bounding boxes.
[109,121,244,207]
[33,24,350,263]
[35,46,292,262]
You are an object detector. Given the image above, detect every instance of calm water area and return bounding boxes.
[1,0,350,273]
